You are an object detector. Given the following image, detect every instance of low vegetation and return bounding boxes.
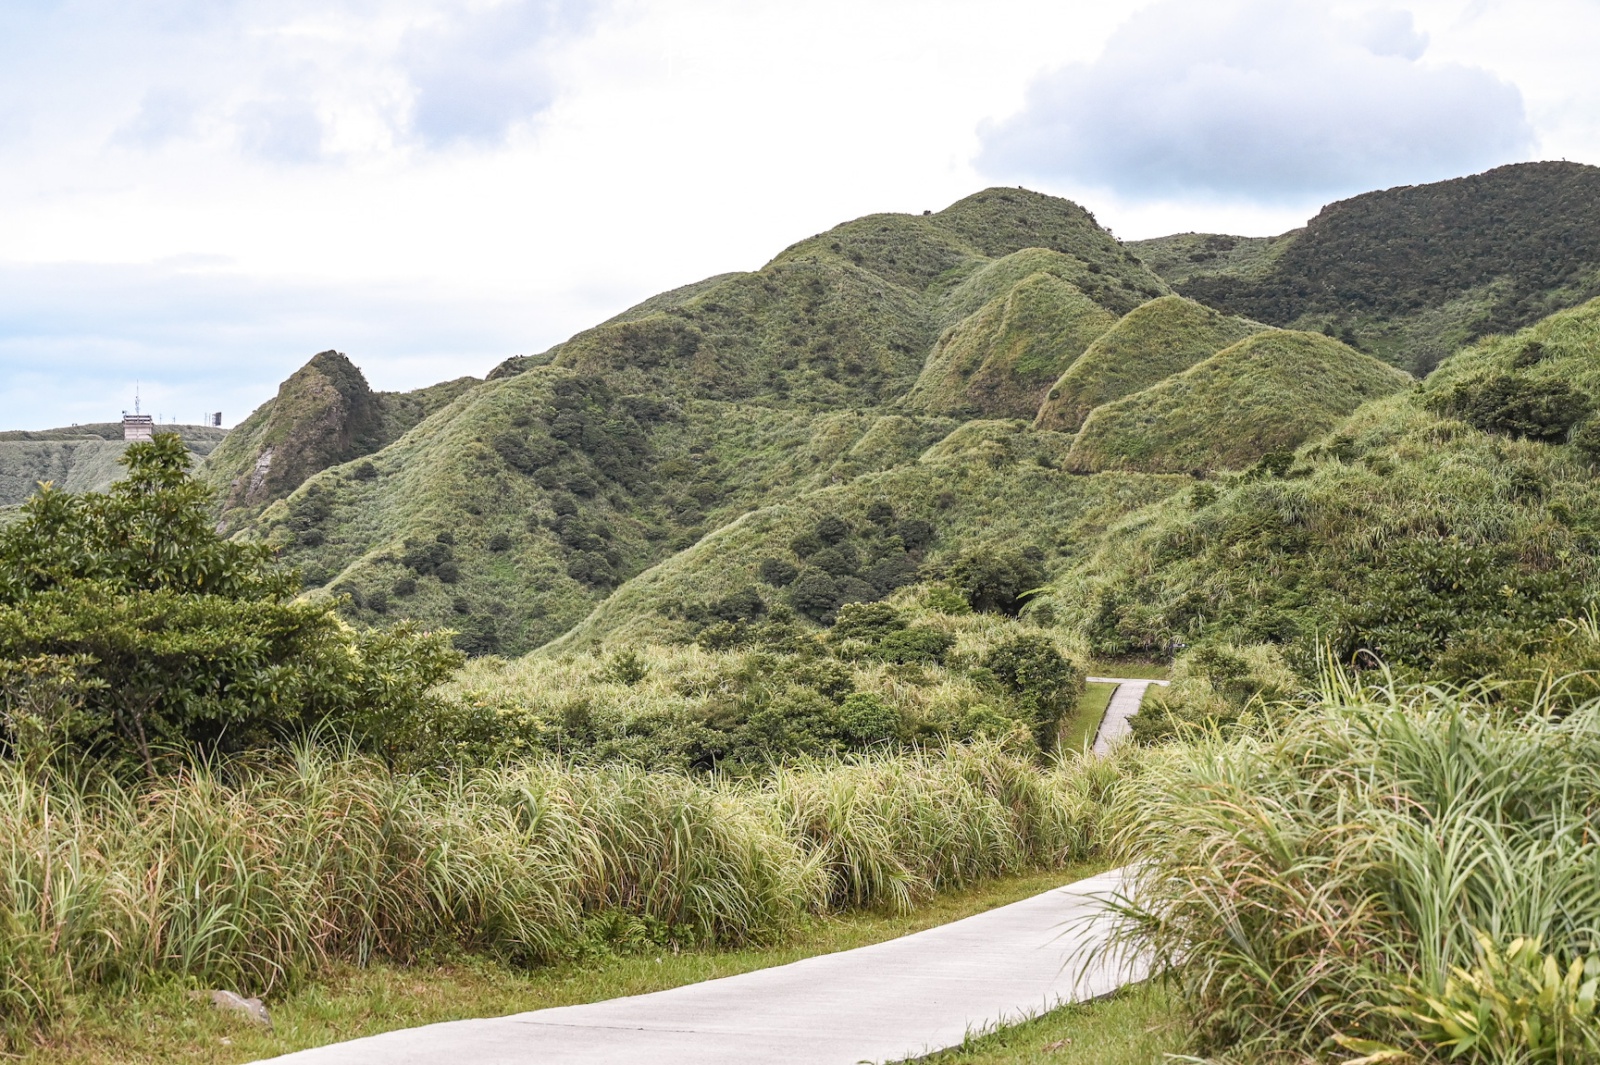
[1115,674,1600,1064]
[0,741,1128,1049]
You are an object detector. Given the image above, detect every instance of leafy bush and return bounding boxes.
[789,569,843,621]
[707,586,766,624]
[834,693,901,745]
[981,634,1081,749]
[951,547,1047,615]
[1427,372,1592,442]
[1349,934,1600,1065]
[758,557,799,587]
[815,514,852,545]
[0,434,462,767]
[831,602,904,641]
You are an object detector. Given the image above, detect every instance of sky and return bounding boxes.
[1,0,1597,431]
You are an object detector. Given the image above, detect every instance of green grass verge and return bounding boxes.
[1061,682,1116,753]
[903,983,1181,1064]
[19,867,1104,1065]
[1086,661,1171,681]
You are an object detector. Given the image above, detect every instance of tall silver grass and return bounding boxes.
[0,741,1107,1045]
[1112,675,1600,1059]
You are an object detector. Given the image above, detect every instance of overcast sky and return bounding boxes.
[1,0,1596,431]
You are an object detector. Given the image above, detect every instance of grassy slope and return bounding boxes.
[20,869,1104,1065]
[1062,682,1117,754]
[1125,231,1297,286]
[1053,297,1600,665]
[551,423,1183,651]
[907,272,1117,418]
[1065,330,1413,473]
[1035,295,1267,432]
[904,984,1179,1065]
[262,361,974,653]
[228,188,1183,652]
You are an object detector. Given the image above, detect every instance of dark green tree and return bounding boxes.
[982,635,1082,750]
[0,434,461,770]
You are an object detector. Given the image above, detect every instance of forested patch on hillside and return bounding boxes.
[1147,162,1600,373]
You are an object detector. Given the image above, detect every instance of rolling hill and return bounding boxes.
[22,165,1600,665]
[1133,161,1600,374]
[1064,331,1413,473]
[1053,294,1600,677]
[203,189,1184,654]
[1034,295,1267,432]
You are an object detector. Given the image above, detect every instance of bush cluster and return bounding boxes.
[0,435,461,769]
[1426,371,1593,442]
[764,505,934,623]
[1117,676,1600,1062]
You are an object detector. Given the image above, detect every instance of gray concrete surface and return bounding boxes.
[255,867,1139,1065]
[1086,678,1170,756]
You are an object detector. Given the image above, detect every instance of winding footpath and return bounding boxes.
[257,867,1139,1065]
[1087,677,1170,755]
[257,683,1163,1065]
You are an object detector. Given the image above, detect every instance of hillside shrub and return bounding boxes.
[0,434,461,768]
[789,570,842,621]
[758,558,798,587]
[981,634,1081,749]
[834,693,900,744]
[1427,372,1593,442]
[951,546,1047,615]
[830,602,903,641]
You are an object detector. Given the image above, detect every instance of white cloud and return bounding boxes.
[977,1,1535,200]
[0,0,1596,431]
[236,99,326,162]
[402,0,603,148]
[116,88,202,148]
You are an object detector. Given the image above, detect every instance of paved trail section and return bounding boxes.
[257,868,1138,1065]
[1087,678,1170,756]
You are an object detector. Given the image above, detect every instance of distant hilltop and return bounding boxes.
[0,422,229,507]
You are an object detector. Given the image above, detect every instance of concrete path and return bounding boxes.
[1086,678,1170,756]
[255,867,1139,1065]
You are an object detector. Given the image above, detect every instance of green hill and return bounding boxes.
[906,271,1116,418]
[1065,331,1412,473]
[208,189,1186,654]
[202,352,478,529]
[0,424,227,507]
[173,175,1600,665]
[1035,295,1267,432]
[1053,295,1600,678]
[1144,162,1600,374]
[551,422,1179,651]
[1125,231,1297,287]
